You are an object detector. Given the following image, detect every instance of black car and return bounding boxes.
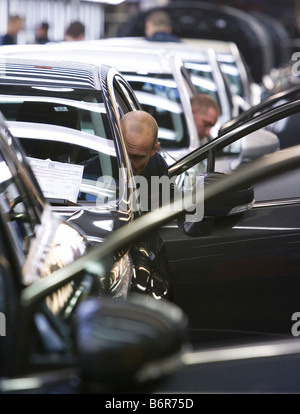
[161,97,300,345]
[0,111,92,379]
[1,57,300,348]
[0,57,172,299]
[1,142,300,394]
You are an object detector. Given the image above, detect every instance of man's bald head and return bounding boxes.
[121,111,160,175]
[121,110,158,145]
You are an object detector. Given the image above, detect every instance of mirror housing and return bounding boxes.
[75,294,189,392]
[179,172,254,236]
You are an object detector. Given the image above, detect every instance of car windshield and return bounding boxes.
[0,86,120,206]
[123,73,190,150]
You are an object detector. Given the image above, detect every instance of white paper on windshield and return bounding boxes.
[28,157,84,203]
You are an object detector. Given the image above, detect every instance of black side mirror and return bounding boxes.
[179,172,254,237]
[74,294,189,393]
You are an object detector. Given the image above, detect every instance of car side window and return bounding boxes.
[19,138,119,205]
[124,75,189,149]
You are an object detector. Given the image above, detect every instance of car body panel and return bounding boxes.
[0,44,200,162]
[0,43,275,171]
[116,1,275,83]
[160,199,300,343]
[91,36,255,112]
[0,59,154,304]
[160,100,300,344]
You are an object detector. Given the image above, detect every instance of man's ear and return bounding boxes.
[151,142,160,155]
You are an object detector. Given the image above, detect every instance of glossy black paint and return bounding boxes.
[161,201,300,343]
[2,144,300,393]
[168,97,300,177]
[161,98,300,345]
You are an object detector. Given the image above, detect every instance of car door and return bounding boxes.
[159,100,300,344]
[159,191,300,344]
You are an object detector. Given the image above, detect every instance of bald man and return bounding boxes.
[121,111,170,297]
[121,110,167,177]
[121,110,168,212]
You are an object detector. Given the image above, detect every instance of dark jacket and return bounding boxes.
[140,151,169,212]
[145,32,181,43]
[0,34,16,45]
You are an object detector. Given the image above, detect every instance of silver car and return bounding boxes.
[0,42,275,171]
[0,44,200,162]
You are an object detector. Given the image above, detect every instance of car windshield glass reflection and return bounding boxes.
[220,63,243,97]
[217,53,245,98]
[0,87,120,206]
[182,63,221,106]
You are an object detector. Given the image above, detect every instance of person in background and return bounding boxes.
[0,14,25,45]
[190,93,220,146]
[64,21,85,41]
[144,10,181,43]
[34,22,50,44]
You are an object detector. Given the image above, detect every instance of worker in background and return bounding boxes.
[0,14,25,45]
[34,22,50,44]
[191,93,220,146]
[64,21,85,41]
[144,10,181,43]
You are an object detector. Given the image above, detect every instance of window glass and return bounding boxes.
[183,62,221,106]
[0,86,121,207]
[220,62,244,97]
[123,73,189,149]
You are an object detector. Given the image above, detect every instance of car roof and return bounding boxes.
[182,38,238,55]
[0,39,224,78]
[81,37,213,61]
[0,57,105,90]
[0,43,182,75]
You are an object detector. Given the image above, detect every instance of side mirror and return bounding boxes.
[75,294,189,392]
[179,172,254,236]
